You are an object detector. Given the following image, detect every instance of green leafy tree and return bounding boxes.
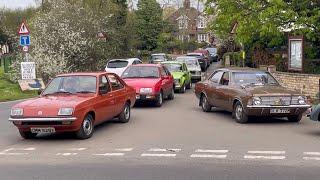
[135,0,164,51]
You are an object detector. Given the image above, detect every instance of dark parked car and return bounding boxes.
[149,53,170,64]
[186,53,208,72]
[194,68,311,123]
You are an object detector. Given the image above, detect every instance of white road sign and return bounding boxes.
[18,22,30,35]
[21,62,36,80]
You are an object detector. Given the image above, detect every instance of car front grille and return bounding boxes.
[21,121,64,125]
[260,96,291,106]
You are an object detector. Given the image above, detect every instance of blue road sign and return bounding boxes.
[20,35,30,46]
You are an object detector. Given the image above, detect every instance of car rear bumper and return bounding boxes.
[246,105,311,116]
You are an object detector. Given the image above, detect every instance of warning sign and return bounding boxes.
[21,62,36,80]
[18,22,30,35]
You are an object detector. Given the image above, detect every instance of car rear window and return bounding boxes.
[107,60,128,68]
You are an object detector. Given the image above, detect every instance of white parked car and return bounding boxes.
[176,56,202,82]
[105,58,142,76]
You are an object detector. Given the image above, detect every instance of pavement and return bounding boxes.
[1,62,320,180]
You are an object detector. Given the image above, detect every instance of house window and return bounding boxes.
[178,35,190,42]
[178,16,188,29]
[198,18,206,29]
[198,34,208,42]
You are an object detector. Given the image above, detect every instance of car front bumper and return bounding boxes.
[9,117,80,132]
[246,105,311,116]
[135,93,159,101]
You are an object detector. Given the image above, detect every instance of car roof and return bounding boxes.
[187,53,203,56]
[131,63,162,67]
[108,58,140,63]
[176,56,198,60]
[151,53,166,56]
[161,61,183,65]
[57,72,107,77]
[216,67,268,73]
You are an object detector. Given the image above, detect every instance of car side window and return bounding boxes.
[107,74,124,91]
[160,67,167,76]
[209,71,224,84]
[135,60,142,64]
[99,75,111,92]
[220,72,230,86]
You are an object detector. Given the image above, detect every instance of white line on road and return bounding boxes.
[247,151,285,155]
[67,148,87,151]
[115,148,133,152]
[244,155,286,160]
[190,154,227,158]
[303,152,320,156]
[93,153,125,156]
[303,157,320,161]
[148,148,181,152]
[195,149,229,153]
[0,147,36,155]
[141,153,176,157]
[56,153,78,156]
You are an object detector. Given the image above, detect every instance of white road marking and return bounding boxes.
[148,148,181,152]
[56,153,78,156]
[141,153,176,157]
[247,151,285,155]
[67,148,87,151]
[303,152,320,156]
[93,153,125,156]
[244,155,286,160]
[115,148,133,152]
[190,154,227,158]
[303,157,320,161]
[195,149,229,153]
[0,147,35,155]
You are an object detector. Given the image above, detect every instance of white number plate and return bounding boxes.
[270,109,290,114]
[30,127,55,133]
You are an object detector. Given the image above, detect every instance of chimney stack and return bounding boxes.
[184,0,191,9]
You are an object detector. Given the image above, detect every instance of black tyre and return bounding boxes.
[201,95,211,112]
[118,103,131,123]
[180,83,186,93]
[288,114,302,122]
[233,101,249,124]
[19,130,37,139]
[155,91,163,107]
[75,114,94,139]
[167,88,175,100]
[186,81,192,89]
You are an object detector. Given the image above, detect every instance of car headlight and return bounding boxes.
[252,97,262,105]
[58,108,74,116]
[298,96,306,105]
[140,88,153,94]
[11,108,23,116]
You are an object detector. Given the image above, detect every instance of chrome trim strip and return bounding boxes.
[247,105,311,108]
[8,117,77,122]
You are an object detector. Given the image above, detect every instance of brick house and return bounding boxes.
[167,0,212,44]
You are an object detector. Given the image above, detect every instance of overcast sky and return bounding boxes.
[0,0,202,10]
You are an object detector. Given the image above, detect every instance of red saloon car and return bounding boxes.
[9,72,136,139]
[121,64,175,107]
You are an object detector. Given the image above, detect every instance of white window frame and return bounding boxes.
[197,17,206,29]
[198,34,208,42]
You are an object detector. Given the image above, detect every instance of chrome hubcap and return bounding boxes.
[159,93,163,104]
[235,105,243,120]
[83,117,92,135]
[124,105,130,120]
[202,97,207,109]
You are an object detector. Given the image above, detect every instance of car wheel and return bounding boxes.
[234,101,249,124]
[201,95,211,112]
[118,103,131,123]
[287,114,302,122]
[155,91,163,107]
[19,130,37,139]
[186,81,192,89]
[180,84,186,93]
[75,114,94,139]
[167,88,175,100]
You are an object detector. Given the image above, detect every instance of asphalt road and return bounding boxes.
[1,63,320,180]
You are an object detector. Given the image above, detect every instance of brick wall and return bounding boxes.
[272,72,320,99]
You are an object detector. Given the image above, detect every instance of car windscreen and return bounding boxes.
[151,55,165,61]
[42,76,97,95]
[163,63,182,72]
[122,66,160,78]
[232,72,279,86]
[107,60,129,68]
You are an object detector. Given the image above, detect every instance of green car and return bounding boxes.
[161,61,192,93]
